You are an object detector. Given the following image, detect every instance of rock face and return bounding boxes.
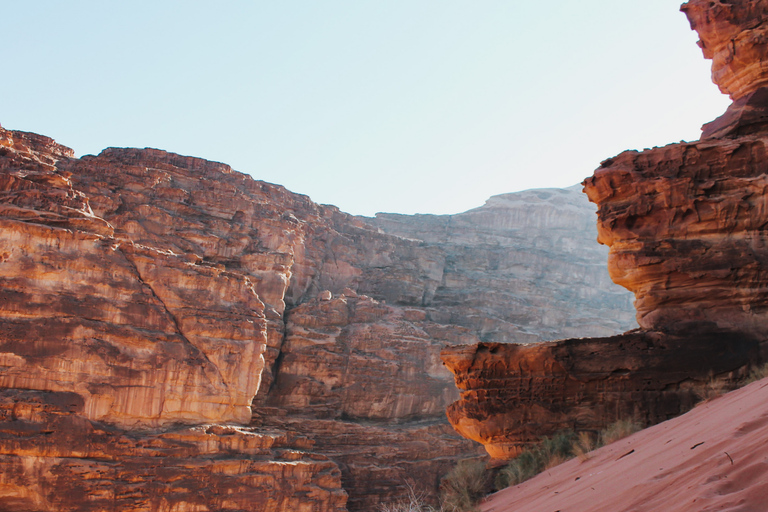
[369,186,635,343]
[0,127,348,511]
[0,390,346,512]
[442,0,768,461]
[682,0,768,101]
[584,138,768,336]
[442,329,758,459]
[256,293,484,510]
[683,0,768,137]
[0,122,635,510]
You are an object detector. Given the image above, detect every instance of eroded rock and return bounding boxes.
[441,0,768,461]
[0,121,635,509]
[442,328,757,458]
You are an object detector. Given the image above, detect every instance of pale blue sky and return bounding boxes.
[2,1,730,216]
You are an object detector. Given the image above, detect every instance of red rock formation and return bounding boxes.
[683,0,768,137]
[584,138,768,335]
[256,293,484,510]
[0,389,346,512]
[442,0,768,462]
[0,132,266,428]
[442,329,757,459]
[479,376,768,512]
[682,0,768,101]
[0,126,348,510]
[0,121,636,510]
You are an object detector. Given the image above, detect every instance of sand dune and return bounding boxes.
[481,378,768,512]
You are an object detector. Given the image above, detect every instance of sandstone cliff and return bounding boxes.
[369,186,634,343]
[442,0,768,461]
[0,121,635,510]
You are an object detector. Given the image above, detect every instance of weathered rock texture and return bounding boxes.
[0,390,346,512]
[0,127,349,511]
[584,138,768,335]
[0,122,635,510]
[682,0,768,101]
[369,186,635,343]
[443,329,757,459]
[683,0,768,137]
[255,294,485,510]
[442,0,768,461]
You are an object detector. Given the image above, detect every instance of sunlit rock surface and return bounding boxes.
[442,0,768,462]
[585,138,768,335]
[0,122,635,510]
[683,0,768,137]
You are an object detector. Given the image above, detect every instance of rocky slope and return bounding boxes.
[442,0,768,461]
[479,375,768,512]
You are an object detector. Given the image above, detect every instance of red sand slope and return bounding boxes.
[480,378,768,512]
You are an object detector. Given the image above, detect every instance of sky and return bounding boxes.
[2,1,731,217]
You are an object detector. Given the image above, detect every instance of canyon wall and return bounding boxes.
[369,186,634,343]
[0,121,635,510]
[442,0,768,460]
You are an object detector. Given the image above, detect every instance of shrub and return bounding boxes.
[379,483,441,512]
[571,431,597,462]
[494,431,576,489]
[598,419,641,446]
[439,459,490,512]
[495,419,642,491]
[745,362,768,384]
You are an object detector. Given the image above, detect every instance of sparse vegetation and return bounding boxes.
[572,431,597,462]
[391,419,645,512]
[745,362,768,384]
[496,419,641,490]
[598,419,641,446]
[378,483,441,512]
[494,430,577,489]
[439,458,491,512]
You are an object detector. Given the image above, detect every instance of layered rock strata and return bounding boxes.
[0,389,346,512]
[255,293,484,510]
[584,137,768,335]
[442,0,768,460]
[683,0,768,137]
[442,328,757,459]
[0,122,635,510]
[369,186,635,343]
[0,126,347,511]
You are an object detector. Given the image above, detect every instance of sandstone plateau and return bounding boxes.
[0,122,635,510]
[441,0,768,467]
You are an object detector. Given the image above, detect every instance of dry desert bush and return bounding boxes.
[386,419,645,512]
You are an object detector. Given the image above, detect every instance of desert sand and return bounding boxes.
[481,377,768,512]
